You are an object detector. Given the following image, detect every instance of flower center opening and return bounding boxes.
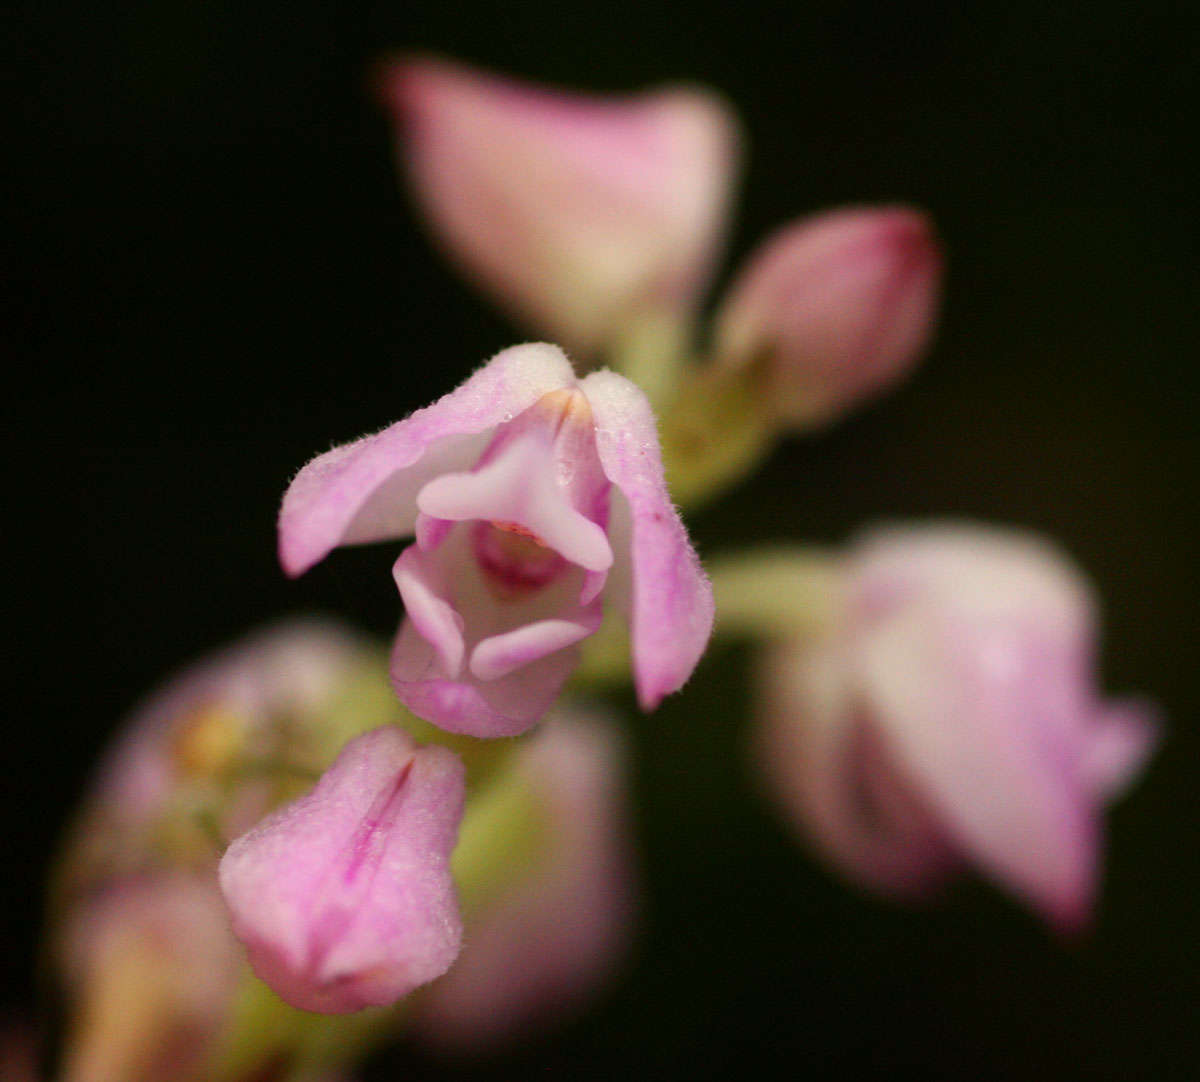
[473,520,567,596]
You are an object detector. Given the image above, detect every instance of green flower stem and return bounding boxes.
[709,546,842,640]
[214,969,408,1082]
[574,549,840,691]
[606,309,692,409]
[451,750,549,917]
[572,610,634,689]
[657,361,778,509]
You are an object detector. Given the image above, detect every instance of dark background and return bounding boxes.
[7,1,1198,1078]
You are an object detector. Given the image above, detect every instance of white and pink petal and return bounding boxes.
[278,343,574,577]
[581,369,714,709]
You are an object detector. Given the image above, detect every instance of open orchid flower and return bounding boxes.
[756,523,1159,931]
[380,56,739,360]
[279,342,713,737]
[415,710,635,1052]
[219,726,465,1013]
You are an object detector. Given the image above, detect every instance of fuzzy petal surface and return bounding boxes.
[219,726,465,1013]
[278,343,574,577]
[580,369,714,708]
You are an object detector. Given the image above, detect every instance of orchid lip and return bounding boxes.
[416,428,614,576]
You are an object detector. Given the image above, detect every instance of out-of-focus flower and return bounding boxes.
[415,710,635,1052]
[380,56,739,360]
[219,726,465,1013]
[754,523,1159,930]
[712,206,942,427]
[56,873,239,1082]
[54,620,394,897]
[279,342,713,737]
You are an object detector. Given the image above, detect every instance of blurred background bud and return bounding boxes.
[415,709,636,1053]
[55,873,239,1082]
[53,620,399,902]
[754,523,1159,930]
[219,726,465,1014]
[712,206,942,428]
[380,56,740,360]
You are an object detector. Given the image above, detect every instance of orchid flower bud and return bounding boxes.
[279,342,713,737]
[712,206,942,427]
[755,523,1159,930]
[415,711,635,1052]
[218,725,465,1013]
[55,874,240,1082]
[380,57,739,360]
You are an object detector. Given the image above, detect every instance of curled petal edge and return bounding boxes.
[278,343,575,577]
[580,369,714,708]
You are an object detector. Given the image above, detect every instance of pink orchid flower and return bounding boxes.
[279,342,714,737]
[415,710,635,1052]
[712,206,943,426]
[219,726,465,1013]
[756,523,1159,931]
[380,57,739,360]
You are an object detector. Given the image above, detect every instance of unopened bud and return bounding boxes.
[713,206,942,427]
[219,726,465,1014]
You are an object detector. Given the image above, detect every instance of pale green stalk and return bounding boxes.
[657,362,778,509]
[709,546,842,640]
